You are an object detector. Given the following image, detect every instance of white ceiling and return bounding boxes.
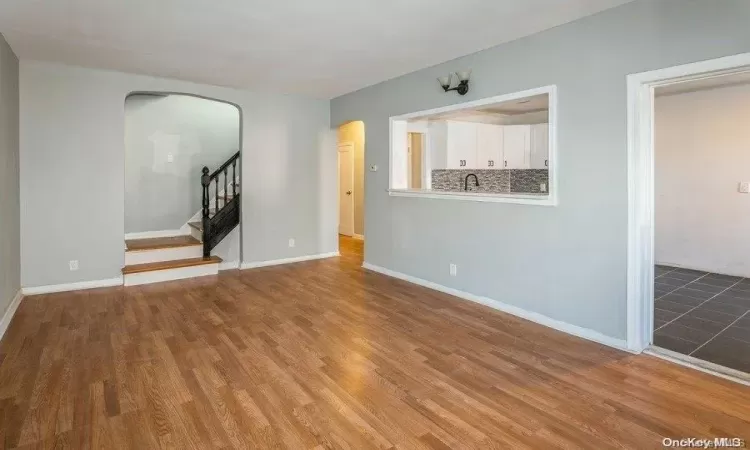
[425,93,549,122]
[0,0,634,99]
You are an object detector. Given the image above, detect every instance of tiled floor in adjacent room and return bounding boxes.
[654,265,750,373]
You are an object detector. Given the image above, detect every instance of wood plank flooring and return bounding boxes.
[125,235,201,252]
[1,236,750,449]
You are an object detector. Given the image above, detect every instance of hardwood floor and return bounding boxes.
[1,236,749,449]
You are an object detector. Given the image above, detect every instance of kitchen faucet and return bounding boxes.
[464,173,479,191]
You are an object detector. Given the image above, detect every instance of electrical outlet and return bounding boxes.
[167,153,174,163]
[288,238,295,248]
[740,182,750,194]
[449,263,457,276]
[69,260,79,271]
[540,183,547,193]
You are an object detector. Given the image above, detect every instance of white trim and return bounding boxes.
[646,346,750,387]
[388,189,555,205]
[388,85,558,206]
[123,264,218,286]
[125,229,189,240]
[0,291,23,341]
[240,252,339,270]
[362,262,631,352]
[352,234,364,241]
[22,277,123,295]
[219,261,240,271]
[626,52,750,353]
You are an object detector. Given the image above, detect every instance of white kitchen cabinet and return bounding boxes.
[445,121,477,169]
[476,124,503,169]
[503,125,530,169]
[530,123,549,169]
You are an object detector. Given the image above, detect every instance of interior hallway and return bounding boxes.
[0,243,749,448]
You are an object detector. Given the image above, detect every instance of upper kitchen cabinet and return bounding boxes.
[446,121,477,169]
[503,125,530,169]
[476,123,504,169]
[530,123,549,169]
[427,120,548,170]
[429,120,478,169]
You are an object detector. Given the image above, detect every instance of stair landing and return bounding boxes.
[126,235,200,251]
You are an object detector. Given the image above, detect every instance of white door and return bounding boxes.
[338,143,354,236]
[530,123,549,169]
[447,121,478,169]
[476,124,504,169]
[503,125,530,169]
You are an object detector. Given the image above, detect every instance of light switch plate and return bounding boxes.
[740,182,750,194]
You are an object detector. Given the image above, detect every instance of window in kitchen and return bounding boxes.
[389,86,557,205]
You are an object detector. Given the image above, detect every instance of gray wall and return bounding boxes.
[331,0,750,340]
[125,94,240,233]
[0,34,19,314]
[20,61,336,288]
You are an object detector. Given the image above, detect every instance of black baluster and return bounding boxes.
[232,159,237,197]
[201,167,211,258]
[215,178,219,216]
[224,167,228,206]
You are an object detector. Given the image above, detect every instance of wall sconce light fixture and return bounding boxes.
[437,70,471,95]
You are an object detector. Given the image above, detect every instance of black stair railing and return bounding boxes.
[201,151,241,258]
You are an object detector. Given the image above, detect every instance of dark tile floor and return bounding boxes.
[654,265,750,373]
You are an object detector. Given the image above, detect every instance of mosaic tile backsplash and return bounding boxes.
[431,169,549,194]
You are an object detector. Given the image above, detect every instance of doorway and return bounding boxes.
[627,52,750,381]
[407,132,424,189]
[124,92,243,266]
[337,121,365,257]
[338,142,354,237]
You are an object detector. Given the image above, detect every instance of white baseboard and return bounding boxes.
[125,229,189,240]
[655,261,750,279]
[353,234,364,241]
[219,261,240,271]
[0,290,23,341]
[22,277,123,296]
[362,262,631,353]
[646,346,750,387]
[241,252,339,270]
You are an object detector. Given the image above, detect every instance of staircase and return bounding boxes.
[121,152,241,286]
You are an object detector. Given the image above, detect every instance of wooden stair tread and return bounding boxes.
[126,235,201,252]
[122,256,221,274]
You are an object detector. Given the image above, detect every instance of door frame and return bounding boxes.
[337,142,355,237]
[626,52,750,352]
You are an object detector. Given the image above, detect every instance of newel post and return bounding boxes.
[201,167,211,258]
